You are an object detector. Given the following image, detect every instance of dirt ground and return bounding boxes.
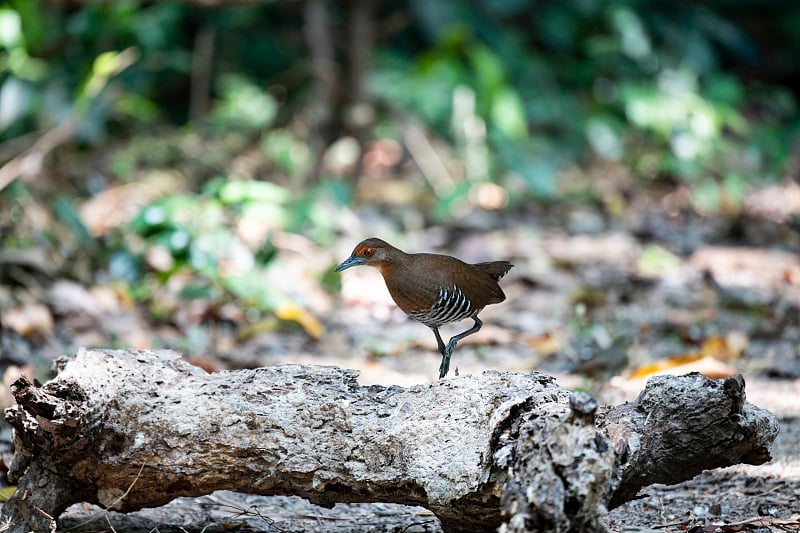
[3,191,799,531]
[605,376,800,532]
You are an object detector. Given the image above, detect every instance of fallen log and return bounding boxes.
[0,349,778,532]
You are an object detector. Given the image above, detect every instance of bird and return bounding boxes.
[335,237,513,379]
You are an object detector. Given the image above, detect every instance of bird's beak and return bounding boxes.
[335,256,364,272]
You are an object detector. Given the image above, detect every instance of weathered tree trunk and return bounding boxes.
[1,349,778,532]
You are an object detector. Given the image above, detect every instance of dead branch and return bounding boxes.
[0,349,778,533]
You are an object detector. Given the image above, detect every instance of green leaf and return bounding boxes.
[192,229,254,274]
[79,48,139,106]
[212,74,277,129]
[637,244,680,276]
[54,197,93,246]
[491,87,528,141]
[130,204,173,236]
[690,180,721,213]
[261,130,311,179]
[218,179,291,205]
[178,279,216,300]
[108,250,142,283]
[470,45,505,97]
[157,228,191,255]
[0,8,22,48]
[431,180,472,220]
[223,270,280,311]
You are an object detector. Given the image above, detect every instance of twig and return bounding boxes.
[0,118,76,193]
[107,461,147,510]
[104,513,119,533]
[199,493,279,530]
[403,119,456,196]
[0,46,138,193]
[64,461,147,532]
[726,513,800,528]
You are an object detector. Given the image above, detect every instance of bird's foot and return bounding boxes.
[438,351,452,379]
[438,341,459,379]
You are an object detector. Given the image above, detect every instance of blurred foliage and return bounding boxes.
[113,176,350,311]
[1,0,799,327]
[377,0,800,199]
[1,1,797,192]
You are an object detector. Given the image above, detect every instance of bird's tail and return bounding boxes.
[474,261,513,281]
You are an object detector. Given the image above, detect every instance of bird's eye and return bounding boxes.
[364,248,373,257]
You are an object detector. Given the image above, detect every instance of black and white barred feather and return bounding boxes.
[408,283,477,327]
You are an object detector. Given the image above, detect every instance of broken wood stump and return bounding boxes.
[1,349,779,532]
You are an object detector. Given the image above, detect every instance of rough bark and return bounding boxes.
[0,349,778,533]
[600,372,776,509]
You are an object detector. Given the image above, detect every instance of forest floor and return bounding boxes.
[1,171,799,531]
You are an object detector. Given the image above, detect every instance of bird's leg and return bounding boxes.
[432,327,451,379]
[438,317,483,379]
[431,327,447,355]
[446,317,483,353]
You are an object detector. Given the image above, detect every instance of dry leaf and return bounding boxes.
[79,174,181,236]
[628,333,747,380]
[698,332,748,361]
[183,357,220,373]
[1,304,53,338]
[629,353,736,380]
[49,280,122,316]
[691,246,800,290]
[0,486,17,502]
[525,331,562,356]
[275,302,325,339]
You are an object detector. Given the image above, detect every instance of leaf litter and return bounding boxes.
[1,177,799,531]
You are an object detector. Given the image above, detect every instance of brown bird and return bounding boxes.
[335,238,513,379]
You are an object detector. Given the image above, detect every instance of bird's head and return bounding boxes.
[335,238,397,273]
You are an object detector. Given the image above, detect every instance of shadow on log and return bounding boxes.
[0,349,778,532]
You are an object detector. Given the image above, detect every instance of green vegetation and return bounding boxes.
[2,0,798,326]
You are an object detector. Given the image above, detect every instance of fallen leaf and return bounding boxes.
[49,280,121,317]
[1,304,53,338]
[726,513,800,528]
[629,331,748,380]
[0,486,17,502]
[543,232,640,267]
[744,181,800,223]
[698,332,748,361]
[145,244,175,272]
[691,246,800,290]
[525,331,562,356]
[275,301,325,339]
[237,317,281,341]
[183,357,219,373]
[79,175,181,237]
[636,244,681,277]
[629,354,736,380]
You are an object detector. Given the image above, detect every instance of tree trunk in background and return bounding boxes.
[304,0,375,183]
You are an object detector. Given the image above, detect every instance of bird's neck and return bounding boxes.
[375,250,410,279]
